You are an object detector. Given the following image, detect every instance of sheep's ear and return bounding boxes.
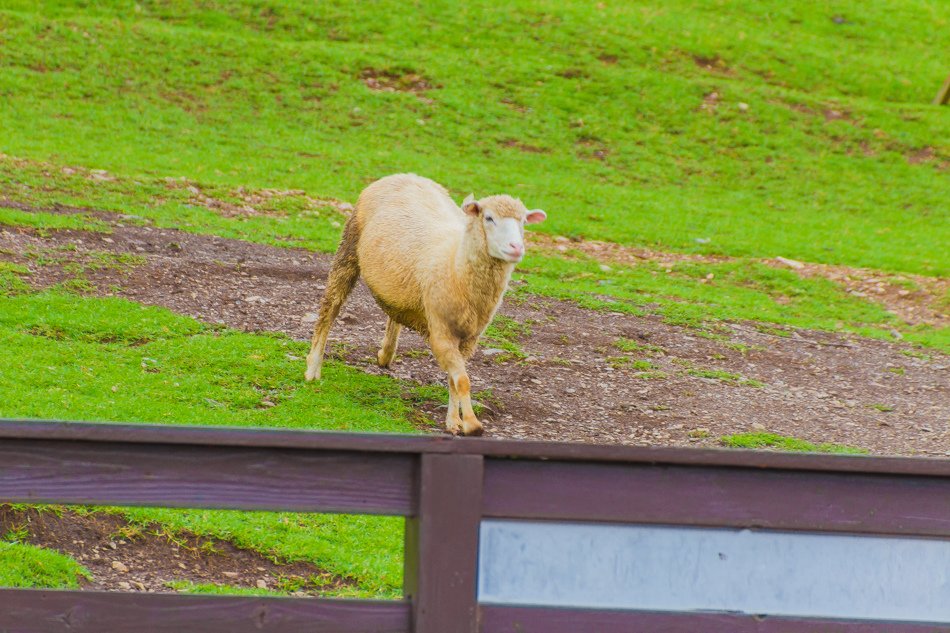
[525,209,547,224]
[462,194,480,216]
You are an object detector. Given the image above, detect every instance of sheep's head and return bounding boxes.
[462,194,546,263]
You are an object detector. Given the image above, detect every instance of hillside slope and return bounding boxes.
[0,0,947,273]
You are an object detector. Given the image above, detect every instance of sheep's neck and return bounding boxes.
[455,223,514,320]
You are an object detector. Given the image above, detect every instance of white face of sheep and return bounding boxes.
[462,195,547,263]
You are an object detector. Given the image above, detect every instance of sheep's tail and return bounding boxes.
[305,215,361,381]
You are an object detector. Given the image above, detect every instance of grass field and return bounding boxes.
[0,0,947,274]
[0,540,91,589]
[1,0,947,596]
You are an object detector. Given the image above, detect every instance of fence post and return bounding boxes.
[404,453,484,633]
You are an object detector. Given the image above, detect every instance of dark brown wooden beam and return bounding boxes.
[3,419,949,478]
[482,459,950,536]
[404,454,483,633]
[0,590,410,633]
[0,438,415,515]
[479,605,950,632]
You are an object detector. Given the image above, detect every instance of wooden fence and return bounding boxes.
[1,419,949,632]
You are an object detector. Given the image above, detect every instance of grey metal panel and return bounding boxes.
[477,520,950,623]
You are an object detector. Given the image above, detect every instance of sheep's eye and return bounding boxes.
[486,216,496,224]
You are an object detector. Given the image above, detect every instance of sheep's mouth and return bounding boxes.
[500,251,524,263]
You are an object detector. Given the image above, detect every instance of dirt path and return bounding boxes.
[1,218,948,456]
[0,506,351,595]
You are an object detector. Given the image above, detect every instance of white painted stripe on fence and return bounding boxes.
[477,520,950,623]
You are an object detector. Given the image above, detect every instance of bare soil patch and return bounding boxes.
[499,139,549,154]
[0,506,352,596]
[575,138,609,161]
[1,212,947,456]
[162,178,354,218]
[692,53,733,75]
[360,68,434,95]
[700,90,721,112]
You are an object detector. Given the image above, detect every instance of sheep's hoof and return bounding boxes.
[459,419,484,437]
[304,367,321,382]
[464,424,484,437]
[377,350,392,368]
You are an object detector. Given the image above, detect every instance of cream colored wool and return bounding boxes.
[305,173,545,435]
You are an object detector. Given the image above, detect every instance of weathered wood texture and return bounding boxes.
[404,454,483,633]
[0,590,410,633]
[0,438,415,515]
[480,606,950,633]
[482,459,950,536]
[3,419,949,476]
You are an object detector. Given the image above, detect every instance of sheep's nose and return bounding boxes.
[508,242,524,256]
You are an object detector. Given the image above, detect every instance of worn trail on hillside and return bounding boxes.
[1,214,947,456]
[0,506,351,595]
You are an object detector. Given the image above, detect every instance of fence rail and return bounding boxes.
[1,419,949,632]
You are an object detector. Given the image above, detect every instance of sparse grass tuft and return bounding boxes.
[686,367,764,387]
[481,315,531,361]
[0,262,30,297]
[720,432,868,454]
[614,338,666,356]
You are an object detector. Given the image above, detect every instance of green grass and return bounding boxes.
[0,289,432,595]
[0,1,947,276]
[0,261,30,296]
[165,581,277,597]
[614,338,666,356]
[167,578,369,598]
[2,292,426,430]
[0,206,111,234]
[0,158,348,253]
[0,541,91,589]
[518,254,947,351]
[686,368,765,387]
[121,509,402,597]
[481,314,531,361]
[720,432,868,454]
[606,357,655,371]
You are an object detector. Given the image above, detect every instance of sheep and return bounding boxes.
[305,173,546,435]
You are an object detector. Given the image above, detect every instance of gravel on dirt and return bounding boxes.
[0,506,353,595]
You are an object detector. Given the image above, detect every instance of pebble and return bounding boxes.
[111,560,129,573]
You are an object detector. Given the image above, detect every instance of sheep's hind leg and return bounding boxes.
[430,334,483,436]
[377,318,402,368]
[305,219,360,381]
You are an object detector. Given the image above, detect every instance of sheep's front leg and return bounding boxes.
[430,334,483,436]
